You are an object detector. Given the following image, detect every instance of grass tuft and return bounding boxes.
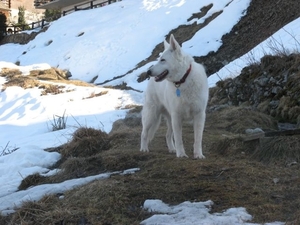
[60,127,110,159]
[252,136,300,163]
[51,110,67,131]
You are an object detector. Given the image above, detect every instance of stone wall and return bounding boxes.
[0,25,48,44]
[209,54,300,124]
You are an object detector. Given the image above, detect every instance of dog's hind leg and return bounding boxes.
[171,114,188,158]
[193,111,206,159]
[164,113,175,153]
[140,106,161,152]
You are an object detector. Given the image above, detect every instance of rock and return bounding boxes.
[254,77,269,87]
[271,86,282,95]
[245,128,264,134]
[269,100,279,109]
[273,178,280,184]
[209,54,300,124]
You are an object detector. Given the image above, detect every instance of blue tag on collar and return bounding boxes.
[176,88,180,97]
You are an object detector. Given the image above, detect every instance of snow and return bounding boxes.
[141,200,284,225]
[0,0,299,223]
[208,18,300,87]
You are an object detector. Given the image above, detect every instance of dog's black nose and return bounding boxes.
[147,70,152,76]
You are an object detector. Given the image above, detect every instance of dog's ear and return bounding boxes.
[163,40,169,50]
[169,34,181,51]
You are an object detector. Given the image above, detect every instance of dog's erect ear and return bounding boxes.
[169,34,181,51]
[163,40,169,50]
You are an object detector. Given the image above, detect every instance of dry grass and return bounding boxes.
[0,67,94,94]
[11,148,300,224]
[252,136,300,163]
[5,106,300,224]
[18,173,48,190]
[206,106,278,133]
[61,127,111,159]
[83,90,108,99]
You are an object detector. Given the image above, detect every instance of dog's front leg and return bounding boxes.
[171,114,188,158]
[193,111,206,159]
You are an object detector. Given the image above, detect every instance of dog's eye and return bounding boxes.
[160,58,166,62]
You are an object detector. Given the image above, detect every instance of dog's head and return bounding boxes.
[147,34,183,82]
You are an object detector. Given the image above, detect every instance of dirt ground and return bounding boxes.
[1,0,300,224]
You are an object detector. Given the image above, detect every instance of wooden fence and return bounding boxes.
[1,0,119,36]
[0,19,49,36]
[62,0,119,16]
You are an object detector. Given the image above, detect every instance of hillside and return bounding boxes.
[198,0,300,76]
[1,0,300,224]
[137,0,300,77]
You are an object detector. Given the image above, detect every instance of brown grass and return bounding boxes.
[206,106,278,133]
[0,67,94,94]
[5,106,300,224]
[18,173,48,190]
[252,136,300,163]
[60,127,111,159]
[83,90,108,99]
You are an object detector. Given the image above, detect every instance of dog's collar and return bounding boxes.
[174,64,192,87]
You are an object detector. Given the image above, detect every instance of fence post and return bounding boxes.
[109,0,111,4]
[63,11,66,16]
[90,1,93,9]
[32,22,34,29]
[42,19,45,28]
[75,6,78,11]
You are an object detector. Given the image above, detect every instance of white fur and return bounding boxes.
[140,34,209,158]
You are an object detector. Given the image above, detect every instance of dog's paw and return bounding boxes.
[176,152,188,158]
[168,148,176,154]
[140,148,149,152]
[194,153,205,159]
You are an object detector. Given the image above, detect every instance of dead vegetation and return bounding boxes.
[2,104,299,225]
[252,136,300,164]
[0,67,94,95]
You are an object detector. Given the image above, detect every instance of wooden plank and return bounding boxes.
[243,128,300,141]
[243,132,265,142]
[265,129,300,137]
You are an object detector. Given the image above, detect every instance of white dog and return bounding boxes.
[140,34,208,158]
